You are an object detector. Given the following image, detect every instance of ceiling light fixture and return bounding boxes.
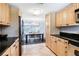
[29,8,43,15]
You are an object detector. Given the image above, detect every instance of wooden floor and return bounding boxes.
[22,43,56,56]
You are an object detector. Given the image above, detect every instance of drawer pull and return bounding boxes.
[58,40,61,41]
[65,47,67,48]
[65,42,67,43]
[55,41,57,43]
[65,51,67,53]
[13,45,16,47]
[5,54,8,56]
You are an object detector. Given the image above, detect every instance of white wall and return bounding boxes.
[1,5,19,37]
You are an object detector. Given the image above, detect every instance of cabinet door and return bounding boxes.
[56,12,62,27]
[0,3,10,25]
[5,4,10,25]
[56,38,68,56]
[67,5,75,25]
[76,3,79,9]
[56,4,76,27]
[0,4,5,24]
[15,39,19,56]
[50,36,57,54]
[10,43,16,56]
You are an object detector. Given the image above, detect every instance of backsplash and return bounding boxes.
[60,26,79,33]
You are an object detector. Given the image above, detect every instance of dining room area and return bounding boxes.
[21,17,45,45]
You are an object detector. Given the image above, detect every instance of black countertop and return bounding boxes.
[0,37,18,56]
[50,34,79,47]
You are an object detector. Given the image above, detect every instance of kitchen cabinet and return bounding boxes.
[50,36,57,54]
[56,38,68,56]
[56,4,76,27]
[2,48,10,56]
[10,6,19,23]
[73,3,79,10]
[15,39,19,56]
[49,36,69,56]
[45,13,51,48]
[10,39,19,56]
[10,41,16,56]
[0,3,10,25]
[56,12,62,27]
[67,44,79,56]
[2,38,19,56]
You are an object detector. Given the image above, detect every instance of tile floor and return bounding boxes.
[22,43,56,56]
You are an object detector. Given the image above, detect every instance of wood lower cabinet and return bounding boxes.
[49,36,69,56]
[2,48,10,56]
[50,36,57,54]
[56,38,68,56]
[2,38,19,56]
[15,39,19,56]
[10,39,19,56]
[46,36,51,48]
[67,44,79,56]
[10,42,16,56]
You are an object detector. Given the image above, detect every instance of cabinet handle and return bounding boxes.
[65,46,67,48]
[65,42,67,43]
[58,39,61,41]
[55,41,57,43]
[65,51,67,53]
[66,24,69,26]
[13,45,16,47]
[5,54,8,56]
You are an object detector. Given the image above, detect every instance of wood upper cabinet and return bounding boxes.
[56,4,76,27]
[10,6,19,23]
[0,3,10,25]
[56,12,62,27]
[66,4,76,25]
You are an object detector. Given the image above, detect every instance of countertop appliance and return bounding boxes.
[0,34,8,41]
[0,34,8,51]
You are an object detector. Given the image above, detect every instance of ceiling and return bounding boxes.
[9,3,70,21]
[10,3,70,15]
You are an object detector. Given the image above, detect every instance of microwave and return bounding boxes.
[75,9,79,23]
